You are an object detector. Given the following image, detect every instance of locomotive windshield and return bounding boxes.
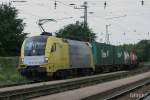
[24,36,48,56]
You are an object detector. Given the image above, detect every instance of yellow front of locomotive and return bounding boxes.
[18,36,49,79]
[18,36,65,80]
[18,35,69,79]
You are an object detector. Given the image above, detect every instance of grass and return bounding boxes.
[0,57,26,85]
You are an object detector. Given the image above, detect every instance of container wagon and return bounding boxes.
[91,41,132,73]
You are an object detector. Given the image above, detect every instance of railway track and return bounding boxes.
[100,79,150,100]
[0,65,149,100]
[80,75,150,100]
[138,92,150,100]
[31,70,150,100]
[0,80,35,88]
[0,71,128,100]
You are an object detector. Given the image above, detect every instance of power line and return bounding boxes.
[54,1,89,28]
[55,0,103,2]
[54,0,75,9]
[106,14,127,20]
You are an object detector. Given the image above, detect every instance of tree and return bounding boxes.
[135,40,150,62]
[0,3,28,56]
[55,21,96,42]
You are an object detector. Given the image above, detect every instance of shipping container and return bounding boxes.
[123,50,130,65]
[91,41,114,66]
[114,46,125,65]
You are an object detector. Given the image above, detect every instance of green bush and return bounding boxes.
[0,57,25,82]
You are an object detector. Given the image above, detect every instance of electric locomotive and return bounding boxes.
[18,35,94,79]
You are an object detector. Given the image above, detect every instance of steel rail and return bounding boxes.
[106,79,150,100]
[82,78,150,100]
[137,92,150,100]
[0,80,36,88]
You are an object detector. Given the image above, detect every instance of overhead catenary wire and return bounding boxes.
[11,0,150,18]
[5,0,150,44]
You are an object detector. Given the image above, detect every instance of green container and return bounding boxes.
[91,41,114,66]
[114,46,125,65]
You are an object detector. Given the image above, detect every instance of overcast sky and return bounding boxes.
[1,0,150,45]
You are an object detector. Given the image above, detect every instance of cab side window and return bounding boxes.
[51,43,56,52]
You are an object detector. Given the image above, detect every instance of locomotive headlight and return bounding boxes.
[20,58,24,64]
[21,58,24,62]
[44,57,49,63]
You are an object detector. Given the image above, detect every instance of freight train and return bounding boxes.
[18,35,138,80]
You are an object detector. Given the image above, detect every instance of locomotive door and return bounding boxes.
[50,43,61,71]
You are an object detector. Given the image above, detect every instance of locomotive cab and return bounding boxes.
[18,36,69,79]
